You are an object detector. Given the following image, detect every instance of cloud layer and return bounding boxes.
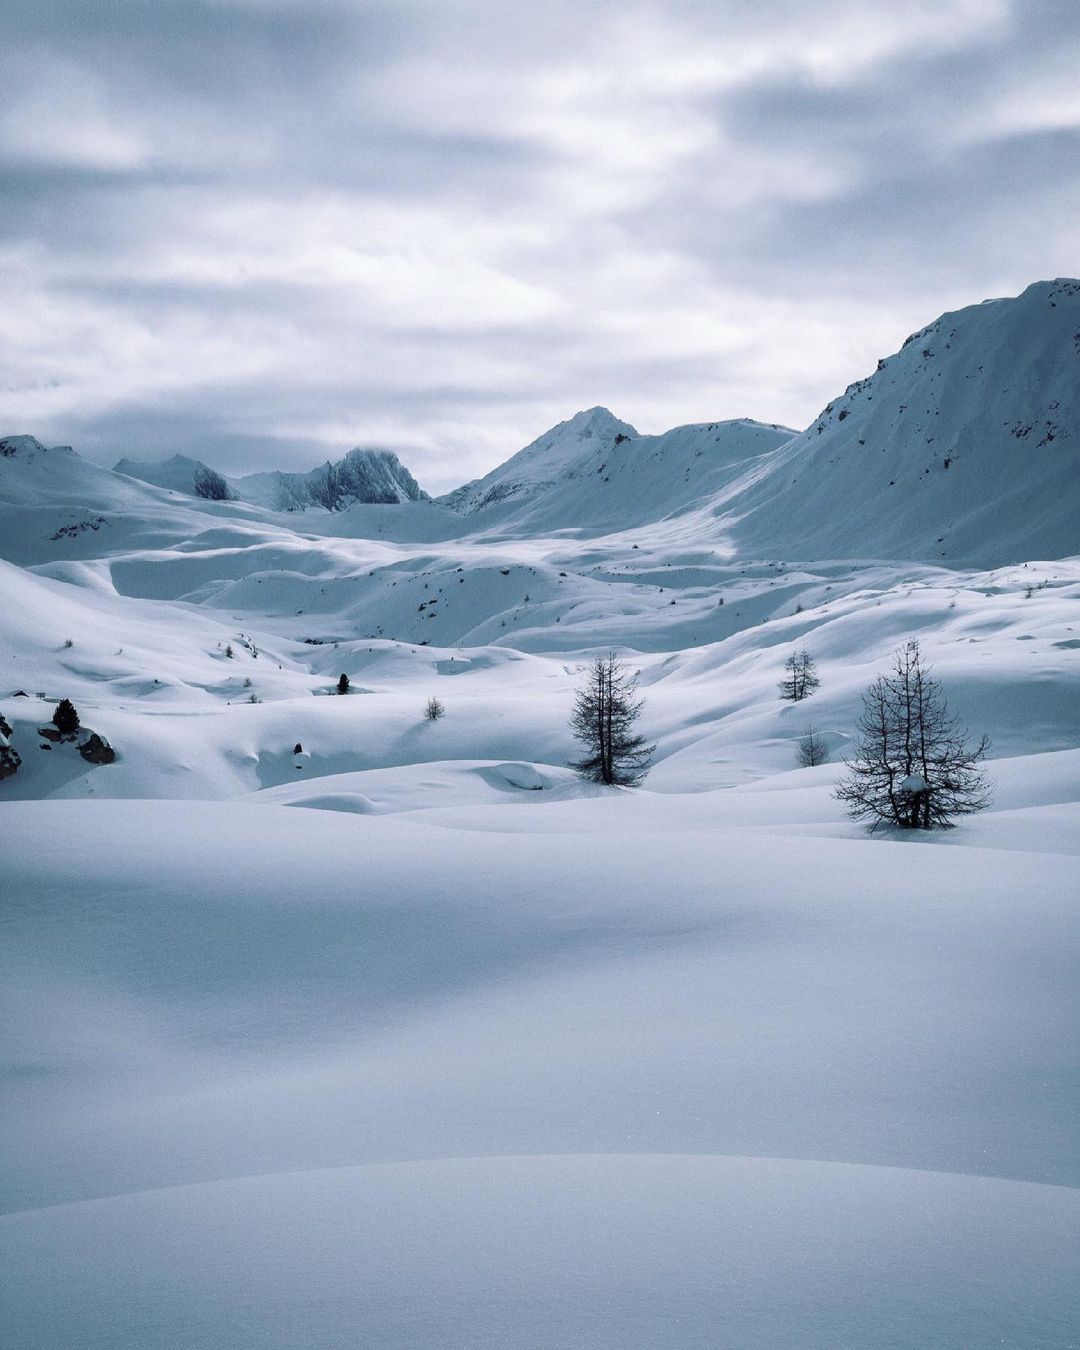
[2,0,1078,490]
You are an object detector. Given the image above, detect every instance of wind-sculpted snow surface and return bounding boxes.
[2,279,1080,1346]
[1,793,1079,1347]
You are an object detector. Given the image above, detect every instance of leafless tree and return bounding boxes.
[796,727,828,767]
[570,652,655,786]
[779,650,820,701]
[425,696,445,721]
[835,638,990,829]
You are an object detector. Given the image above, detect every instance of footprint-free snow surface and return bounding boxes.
[2,282,1079,1347]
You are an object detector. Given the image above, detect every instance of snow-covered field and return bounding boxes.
[2,283,1079,1346]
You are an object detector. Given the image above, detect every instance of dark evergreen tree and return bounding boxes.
[779,650,820,701]
[835,638,990,830]
[570,652,655,786]
[52,698,80,737]
[337,673,350,695]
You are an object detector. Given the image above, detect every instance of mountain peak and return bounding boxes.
[1,435,58,459]
[442,407,639,513]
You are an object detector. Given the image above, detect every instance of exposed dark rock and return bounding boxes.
[0,736,20,780]
[78,732,116,765]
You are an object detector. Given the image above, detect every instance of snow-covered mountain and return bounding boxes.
[115,445,426,512]
[441,406,795,532]
[730,279,1080,564]
[442,407,640,512]
[115,453,234,500]
[235,448,426,511]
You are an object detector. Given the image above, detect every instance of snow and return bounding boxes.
[3,1157,1077,1350]
[2,279,1079,1346]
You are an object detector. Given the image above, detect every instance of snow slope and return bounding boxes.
[3,1157,1077,1350]
[731,279,1080,565]
[1,790,1078,1346]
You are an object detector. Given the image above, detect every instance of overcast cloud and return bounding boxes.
[1,0,1078,491]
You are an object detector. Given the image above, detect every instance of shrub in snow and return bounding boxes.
[293,742,303,756]
[63,637,74,649]
[835,638,990,830]
[51,699,80,738]
[337,673,350,695]
[225,644,235,659]
[779,650,820,701]
[425,696,445,721]
[569,652,655,787]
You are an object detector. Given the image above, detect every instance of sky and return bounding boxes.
[1,0,1078,493]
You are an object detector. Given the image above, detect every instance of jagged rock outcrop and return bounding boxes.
[236,448,426,511]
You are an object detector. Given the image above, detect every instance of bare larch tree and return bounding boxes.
[796,726,828,767]
[779,650,820,701]
[835,638,990,829]
[570,652,655,786]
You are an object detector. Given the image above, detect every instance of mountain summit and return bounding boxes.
[442,407,639,514]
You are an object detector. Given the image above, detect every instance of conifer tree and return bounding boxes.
[52,698,80,737]
[570,652,655,786]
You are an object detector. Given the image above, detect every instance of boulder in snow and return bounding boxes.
[78,732,116,765]
[0,733,20,780]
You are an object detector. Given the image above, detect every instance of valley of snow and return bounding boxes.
[1,281,1078,1348]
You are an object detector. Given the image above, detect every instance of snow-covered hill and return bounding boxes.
[730,279,1080,565]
